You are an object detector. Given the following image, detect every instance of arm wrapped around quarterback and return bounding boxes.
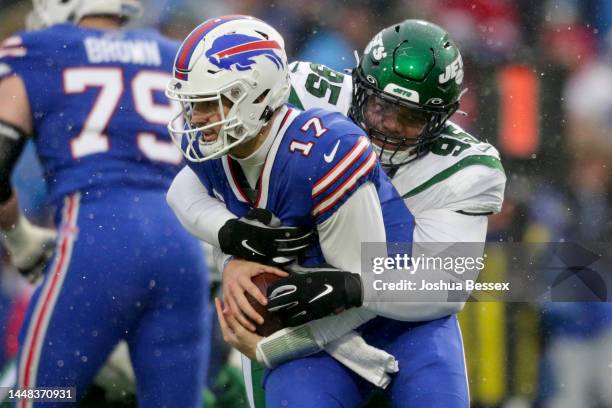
[256,307,376,367]
[364,210,490,320]
[315,182,475,321]
[212,245,233,278]
[218,208,317,265]
[167,167,317,263]
[167,165,235,247]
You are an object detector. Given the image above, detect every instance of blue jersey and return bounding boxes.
[0,24,183,205]
[188,106,413,265]
[3,25,210,405]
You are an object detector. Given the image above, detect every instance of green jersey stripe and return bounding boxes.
[402,155,504,199]
[251,360,266,408]
[288,86,305,110]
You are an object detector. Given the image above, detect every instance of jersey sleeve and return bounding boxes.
[0,31,61,118]
[441,163,506,214]
[317,182,386,274]
[166,165,235,247]
[0,32,52,85]
[311,133,378,224]
[436,124,506,214]
[288,61,352,115]
[0,35,28,81]
[185,161,217,197]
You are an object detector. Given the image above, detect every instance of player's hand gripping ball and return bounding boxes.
[246,273,284,336]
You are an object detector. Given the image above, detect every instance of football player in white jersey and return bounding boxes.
[167,19,506,407]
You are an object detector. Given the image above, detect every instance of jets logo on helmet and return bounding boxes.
[439,55,464,85]
[206,34,284,72]
[349,19,465,168]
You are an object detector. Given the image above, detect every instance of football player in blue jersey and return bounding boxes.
[0,1,211,405]
[166,15,469,408]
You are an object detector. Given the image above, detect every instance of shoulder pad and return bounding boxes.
[288,61,352,115]
[395,122,506,214]
[442,164,506,214]
[402,161,506,215]
[284,109,376,222]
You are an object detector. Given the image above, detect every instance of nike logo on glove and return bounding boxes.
[324,140,341,163]
[309,284,333,303]
[241,239,265,256]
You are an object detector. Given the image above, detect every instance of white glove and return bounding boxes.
[1,215,57,282]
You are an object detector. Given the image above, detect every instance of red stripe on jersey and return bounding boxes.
[312,136,369,198]
[312,151,377,217]
[19,194,79,404]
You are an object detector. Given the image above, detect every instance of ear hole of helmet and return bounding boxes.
[253,89,270,104]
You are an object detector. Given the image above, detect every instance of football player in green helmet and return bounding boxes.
[169,18,506,408]
[349,19,465,169]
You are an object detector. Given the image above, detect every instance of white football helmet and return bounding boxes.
[26,0,142,30]
[165,15,290,162]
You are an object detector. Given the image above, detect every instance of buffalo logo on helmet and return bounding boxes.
[205,33,284,72]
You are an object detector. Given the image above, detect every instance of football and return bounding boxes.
[246,273,284,336]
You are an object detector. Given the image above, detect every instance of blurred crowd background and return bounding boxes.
[0,0,610,407]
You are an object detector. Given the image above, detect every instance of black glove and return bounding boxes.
[266,269,363,327]
[218,208,317,265]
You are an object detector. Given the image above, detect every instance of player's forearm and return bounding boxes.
[212,245,232,276]
[258,186,384,368]
[365,210,489,321]
[256,307,376,367]
[319,194,490,321]
[317,183,408,318]
[364,301,465,321]
[307,307,376,344]
[317,182,386,275]
[166,166,235,247]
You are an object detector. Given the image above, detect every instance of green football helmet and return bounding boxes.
[349,19,465,168]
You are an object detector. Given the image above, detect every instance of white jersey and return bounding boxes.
[288,61,506,240]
